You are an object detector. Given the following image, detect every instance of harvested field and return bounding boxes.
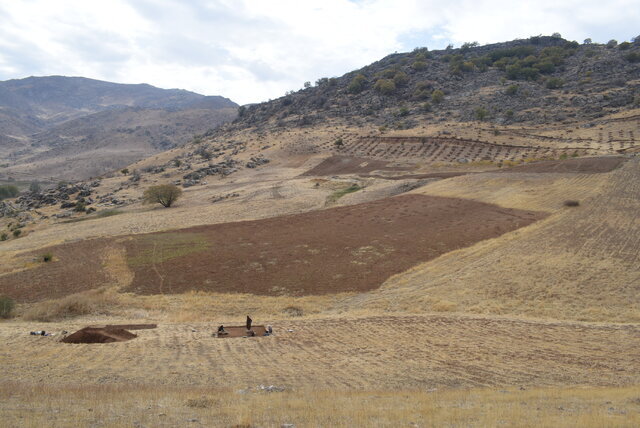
[122,194,544,297]
[352,157,640,322]
[62,327,137,344]
[2,314,639,389]
[501,156,625,174]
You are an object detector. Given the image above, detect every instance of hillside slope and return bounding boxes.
[0,76,237,181]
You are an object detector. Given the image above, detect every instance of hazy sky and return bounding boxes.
[0,0,637,104]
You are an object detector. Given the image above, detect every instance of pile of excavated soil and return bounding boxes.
[501,156,625,174]
[62,327,137,344]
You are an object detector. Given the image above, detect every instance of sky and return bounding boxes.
[0,0,638,105]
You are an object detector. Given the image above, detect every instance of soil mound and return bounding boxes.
[62,327,137,344]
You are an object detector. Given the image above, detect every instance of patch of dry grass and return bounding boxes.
[0,382,638,427]
[21,287,122,322]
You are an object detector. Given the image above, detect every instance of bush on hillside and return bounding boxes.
[374,79,396,95]
[431,90,444,103]
[0,296,14,318]
[0,184,19,200]
[143,184,183,208]
[625,52,640,63]
[347,74,367,94]
[474,107,489,121]
[546,77,565,89]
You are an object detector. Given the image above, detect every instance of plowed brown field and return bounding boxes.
[0,195,545,301]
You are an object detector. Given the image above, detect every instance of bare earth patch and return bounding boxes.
[122,194,544,296]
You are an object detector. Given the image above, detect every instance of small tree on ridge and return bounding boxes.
[143,184,182,208]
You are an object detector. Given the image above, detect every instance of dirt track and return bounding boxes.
[501,156,625,174]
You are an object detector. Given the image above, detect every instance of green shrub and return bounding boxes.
[29,182,41,194]
[506,84,519,95]
[431,90,444,103]
[347,74,367,94]
[411,60,427,70]
[74,201,87,212]
[397,107,410,117]
[0,184,19,200]
[12,229,21,238]
[505,109,514,119]
[546,77,565,89]
[393,71,409,86]
[606,39,618,48]
[334,138,344,148]
[474,107,489,121]
[374,79,396,95]
[619,42,631,50]
[0,232,7,241]
[42,253,53,262]
[422,102,432,112]
[625,52,640,63]
[0,296,15,318]
[120,168,129,175]
[143,184,183,208]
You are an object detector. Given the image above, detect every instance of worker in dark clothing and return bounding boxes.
[217,325,228,336]
[246,316,252,331]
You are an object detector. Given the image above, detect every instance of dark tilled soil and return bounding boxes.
[500,156,625,174]
[302,155,411,176]
[0,194,545,301]
[0,239,114,302]
[123,194,545,296]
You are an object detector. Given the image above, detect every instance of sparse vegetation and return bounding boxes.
[327,184,363,203]
[506,84,519,95]
[347,74,367,94]
[0,184,19,200]
[546,77,565,89]
[431,89,444,103]
[42,252,53,262]
[23,287,120,321]
[474,107,489,121]
[143,184,183,208]
[0,295,14,318]
[564,200,580,207]
[374,79,396,95]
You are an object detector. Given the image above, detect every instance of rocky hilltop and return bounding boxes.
[231,36,639,131]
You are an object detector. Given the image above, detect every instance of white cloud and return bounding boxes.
[0,0,637,104]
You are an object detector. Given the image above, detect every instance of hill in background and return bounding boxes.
[0,76,237,182]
